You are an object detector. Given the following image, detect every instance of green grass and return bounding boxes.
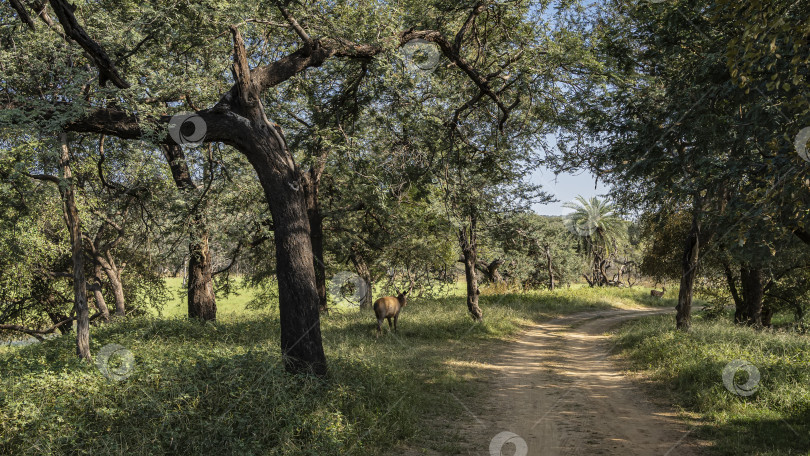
[157,277,260,318]
[614,312,810,455]
[0,284,670,455]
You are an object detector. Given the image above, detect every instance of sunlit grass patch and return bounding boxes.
[1,285,665,455]
[614,315,810,455]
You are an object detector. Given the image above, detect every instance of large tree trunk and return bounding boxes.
[458,212,483,322]
[545,244,554,291]
[216,28,327,376]
[59,133,90,360]
[162,145,217,321]
[247,146,326,375]
[676,207,700,330]
[740,266,764,327]
[231,122,325,375]
[303,167,328,313]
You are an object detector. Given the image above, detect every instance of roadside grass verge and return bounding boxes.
[1,285,661,455]
[614,314,810,455]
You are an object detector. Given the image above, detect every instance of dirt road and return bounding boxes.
[458,308,702,456]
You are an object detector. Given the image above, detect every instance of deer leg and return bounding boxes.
[394,314,400,333]
[376,318,384,337]
[386,317,393,329]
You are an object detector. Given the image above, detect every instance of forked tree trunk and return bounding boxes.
[91,263,111,322]
[458,212,483,322]
[98,253,125,317]
[740,266,764,327]
[58,133,90,360]
[195,27,328,376]
[476,259,504,283]
[162,145,217,321]
[676,208,700,330]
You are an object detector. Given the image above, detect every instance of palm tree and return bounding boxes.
[563,196,625,286]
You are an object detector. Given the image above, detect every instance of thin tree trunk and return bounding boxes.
[91,263,111,322]
[761,302,774,327]
[721,261,745,323]
[349,244,373,309]
[98,253,125,317]
[545,244,554,291]
[188,220,216,320]
[162,145,217,321]
[676,206,700,330]
[303,167,328,313]
[458,212,483,322]
[741,266,764,327]
[58,133,90,360]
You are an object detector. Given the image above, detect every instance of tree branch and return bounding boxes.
[0,311,102,341]
[47,0,130,88]
[8,0,35,29]
[275,1,313,47]
[25,172,60,184]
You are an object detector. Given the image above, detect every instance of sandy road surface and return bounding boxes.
[454,308,703,456]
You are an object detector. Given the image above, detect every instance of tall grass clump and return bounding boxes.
[615,315,810,455]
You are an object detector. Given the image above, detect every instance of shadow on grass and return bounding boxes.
[699,413,810,454]
[1,286,672,455]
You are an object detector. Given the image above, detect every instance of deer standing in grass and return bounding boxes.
[374,289,409,337]
[650,286,666,298]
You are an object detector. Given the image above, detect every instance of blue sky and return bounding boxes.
[530,167,610,216]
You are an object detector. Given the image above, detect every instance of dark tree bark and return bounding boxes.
[740,266,764,327]
[303,164,327,313]
[58,133,91,360]
[226,27,326,375]
[721,261,745,323]
[459,212,483,322]
[161,144,217,321]
[676,206,701,330]
[761,302,774,327]
[545,244,555,291]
